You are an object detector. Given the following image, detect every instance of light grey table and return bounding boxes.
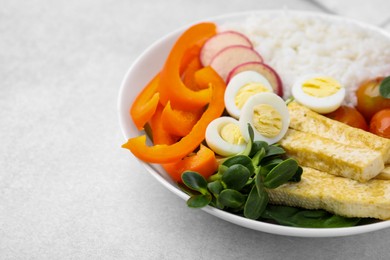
[1,0,390,259]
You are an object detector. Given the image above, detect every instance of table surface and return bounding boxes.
[1,0,390,259]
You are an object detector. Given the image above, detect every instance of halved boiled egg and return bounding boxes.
[292,74,346,114]
[239,92,290,145]
[224,71,273,119]
[205,117,247,157]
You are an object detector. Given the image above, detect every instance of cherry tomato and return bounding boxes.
[356,77,390,121]
[325,105,368,130]
[369,109,390,138]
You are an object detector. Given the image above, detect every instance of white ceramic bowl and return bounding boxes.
[118,10,390,237]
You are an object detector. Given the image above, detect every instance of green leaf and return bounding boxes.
[285,96,295,105]
[248,123,254,142]
[178,182,199,196]
[379,75,390,99]
[240,177,255,194]
[244,182,269,219]
[250,141,269,157]
[261,157,284,166]
[186,194,212,208]
[255,167,264,189]
[217,164,229,175]
[264,145,285,158]
[290,166,303,182]
[218,189,246,209]
[263,158,299,189]
[210,197,224,209]
[262,205,361,228]
[241,124,254,156]
[259,158,283,177]
[181,171,209,194]
[259,168,269,177]
[207,180,224,197]
[222,164,250,191]
[208,165,228,182]
[222,155,255,174]
[252,147,266,167]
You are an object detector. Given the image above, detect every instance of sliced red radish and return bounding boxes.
[200,31,253,66]
[227,61,283,97]
[209,45,263,82]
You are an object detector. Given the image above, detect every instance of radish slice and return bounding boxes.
[200,31,253,66]
[209,45,263,82]
[227,61,283,97]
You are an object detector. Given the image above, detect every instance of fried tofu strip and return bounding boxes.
[288,101,390,163]
[279,129,384,182]
[267,167,390,220]
[376,165,390,180]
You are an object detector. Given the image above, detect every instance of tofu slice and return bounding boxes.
[288,101,390,163]
[376,165,390,180]
[279,129,384,182]
[268,167,390,220]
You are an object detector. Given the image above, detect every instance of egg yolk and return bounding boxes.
[252,104,282,137]
[235,83,271,109]
[302,77,341,97]
[220,123,246,145]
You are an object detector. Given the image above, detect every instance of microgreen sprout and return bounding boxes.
[181,124,301,218]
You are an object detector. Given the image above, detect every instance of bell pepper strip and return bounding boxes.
[161,101,204,137]
[149,103,179,145]
[122,66,226,164]
[158,22,217,110]
[162,144,218,182]
[181,56,203,91]
[130,73,160,130]
[180,44,203,75]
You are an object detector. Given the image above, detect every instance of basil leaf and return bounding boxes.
[379,75,390,99]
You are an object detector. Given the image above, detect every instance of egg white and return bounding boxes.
[239,92,290,145]
[205,117,247,157]
[224,71,273,119]
[292,74,346,114]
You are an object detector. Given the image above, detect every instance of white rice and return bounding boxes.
[220,12,390,106]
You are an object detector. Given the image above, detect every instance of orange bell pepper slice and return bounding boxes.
[149,98,217,182]
[122,66,225,164]
[162,144,218,182]
[130,74,160,130]
[161,101,204,137]
[158,22,217,110]
[180,44,203,75]
[181,56,203,91]
[149,103,179,145]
